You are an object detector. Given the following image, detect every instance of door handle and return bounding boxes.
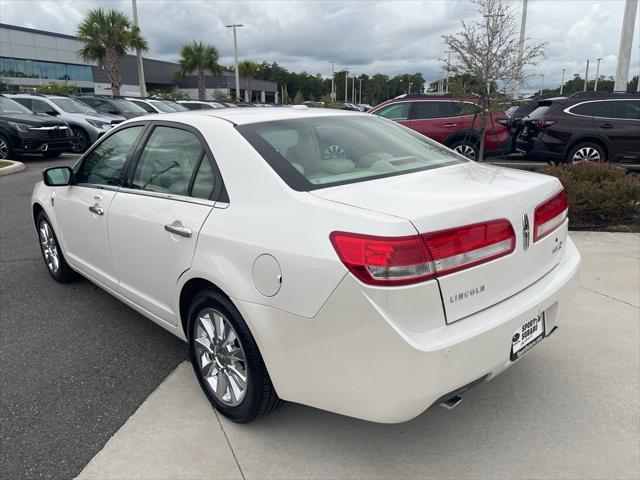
[89,204,104,216]
[164,223,192,238]
[600,123,614,129]
[443,123,457,128]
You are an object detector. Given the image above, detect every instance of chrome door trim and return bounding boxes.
[116,186,216,207]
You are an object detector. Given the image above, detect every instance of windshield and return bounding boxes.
[111,98,147,113]
[148,100,175,113]
[0,96,33,114]
[51,98,98,114]
[237,115,465,191]
[162,100,188,111]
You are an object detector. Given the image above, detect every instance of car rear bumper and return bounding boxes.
[236,236,581,423]
[516,136,564,162]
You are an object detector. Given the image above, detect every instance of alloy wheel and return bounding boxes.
[572,146,601,163]
[39,221,60,274]
[194,308,248,406]
[0,138,9,159]
[454,144,476,160]
[70,129,87,153]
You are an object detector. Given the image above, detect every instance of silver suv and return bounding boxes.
[9,94,125,153]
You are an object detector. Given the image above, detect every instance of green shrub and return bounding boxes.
[542,163,640,228]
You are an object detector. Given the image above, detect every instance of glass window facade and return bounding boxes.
[0,57,93,82]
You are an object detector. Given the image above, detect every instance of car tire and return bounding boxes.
[70,127,90,154]
[36,211,77,283]
[566,142,606,164]
[449,139,479,160]
[187,288,282,423]
[0,134,12,160]
[43,151,63,158]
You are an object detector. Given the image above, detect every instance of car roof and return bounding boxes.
[125,106,367,126]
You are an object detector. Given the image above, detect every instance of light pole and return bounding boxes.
[584,59,590,91]
[408,82,413,94]
[560,68,566,95]
[226,24,243,101]
[358,77,362,104]
[132,0,146,96]
[614,0,638,91]
[539,73,544,95]
[329,61,335,102]
[515,0,528,98]
[445,50,453,93]
[352,75,355,103]
[594,57,603,91]
[344,68,349,102]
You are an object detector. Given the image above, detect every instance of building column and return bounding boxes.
[275,91,279,104]
[261,91,266,103]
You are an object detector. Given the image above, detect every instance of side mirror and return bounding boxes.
[45,110,59,116]
[43,166,73,186]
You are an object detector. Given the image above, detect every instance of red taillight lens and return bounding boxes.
[533,119,555,128]
[329,232,435,286]
[422,219,515,276]
[534,189,568,241]
[330,219,516,286]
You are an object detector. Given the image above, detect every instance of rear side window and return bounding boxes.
[76,126,144,186]
[238,116,464,191]
[190,155,216,199]
[373,103,410,120]
[411,102,445,119]
[130,126,205,196]
[598,100,640,120]
[569,101,601,117]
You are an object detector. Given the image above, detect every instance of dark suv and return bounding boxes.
[369,93,512,160]
[73,95,148,119]
[516,93,640,163]
[0,95,71,159]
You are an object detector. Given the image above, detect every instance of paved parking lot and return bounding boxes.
[1,155,639,479]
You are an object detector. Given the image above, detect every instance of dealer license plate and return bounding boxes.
[510,313,545,361]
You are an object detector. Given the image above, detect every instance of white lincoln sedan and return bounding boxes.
[32,107,581,423]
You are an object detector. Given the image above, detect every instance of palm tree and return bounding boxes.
[77,9,148,96]
[238,61,260,102]
[174,41,222,101]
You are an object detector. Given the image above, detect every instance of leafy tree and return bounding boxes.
[443,0,546,160]
[174,41,222,101]
[628,75,639,93]
[77,8,148,96]
[238,61,260,102]
[36,82,80,95]
[293,91,304,104]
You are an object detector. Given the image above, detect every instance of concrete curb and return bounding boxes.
[0,159,26,176]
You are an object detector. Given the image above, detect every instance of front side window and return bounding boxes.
[148,100,175,113]
[373,103,410,120]
[0,96,32,114]
[51,98,97,114]
[31,99,54,114]
[238,116,464,191]
[75,126,144,186]
[130,126,204,196]
[130,100,155,113]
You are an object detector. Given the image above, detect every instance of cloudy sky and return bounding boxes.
[1,0,638,90]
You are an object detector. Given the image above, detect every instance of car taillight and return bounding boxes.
[532,119,555,128]
[421,219,515,276]
[496,118,510,126]
[534,189,568,242]
[330,219,515,286]
[329,232,435,286]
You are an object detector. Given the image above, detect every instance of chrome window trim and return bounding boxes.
[116,186,216,207]
[564,99,640,121]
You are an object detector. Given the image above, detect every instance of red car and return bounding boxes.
[369,94,512,160]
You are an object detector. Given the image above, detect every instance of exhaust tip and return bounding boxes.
[439,395,463,411]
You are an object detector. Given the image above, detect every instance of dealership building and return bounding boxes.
[0,23,278,102]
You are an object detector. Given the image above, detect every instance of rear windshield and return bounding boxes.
[237,115,464,191]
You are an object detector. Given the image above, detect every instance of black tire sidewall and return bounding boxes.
[566,142,605,164]
[187,290,265,423]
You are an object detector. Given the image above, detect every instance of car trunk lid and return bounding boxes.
[312,162,569,322]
